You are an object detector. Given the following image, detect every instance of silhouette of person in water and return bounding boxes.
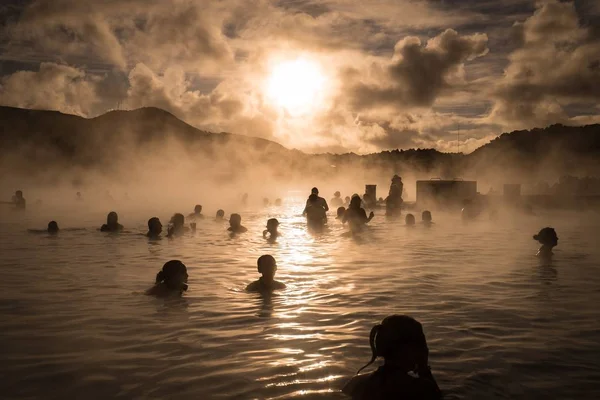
[146,217,162,239]
[421,211,433,225]
[534,227,558,261]
[386,175,403,216]
[167,213,189,237]
[343,315,442,400]
[344,196,351,206]
[263,198,271,207]
[274,198,282,206]
[100,211,123,232]
[146,260,189,297]
[246,255,286,293]
[305,193,328,230]
[343,195,374,232]
[263,218,280,239]
[47,221,59,234]
[303,187,329,215]
[337,206,346,221]
[331,191,344,207]
[228,213,248,234]
[188,205,204,219]
[6,190,26,209]
[241,193,249,206]
[405,213,416,226]
[216,209,225,220]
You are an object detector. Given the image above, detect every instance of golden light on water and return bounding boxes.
[266,58,327,116]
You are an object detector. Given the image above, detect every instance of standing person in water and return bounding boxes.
[331,191,344,207]
[228,213,248,234]
[216,209,225,220]
[246,255,286,293]
[305,194,328,230]
[146,217,163,239]
[1,190,26,209]
[534,227,558,260]
[188,205,204,219]
[263,218,280,239]
[303,187,329,215]
[385,175,403,217]
[146,260,189,297]
[343,315,442,400]
[100,211,123,232]
[343,195,374,232]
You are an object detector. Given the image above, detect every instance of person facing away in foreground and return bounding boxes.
[263,218,280,239]
[48,221,59,234]
[303,187,329,215]
[421,211,433,225]
[343,195,374,232]
[228,213,248,234]
[188,204,204,219]
[246,255,286,293]
[534,227,558,260]
[343,315,442,400]
[405,214,416,226]
[100,211,124,232]
[216,209,225,220]
[331,191,344,207]
[305,193,328,230]
[146,260,189,297]
[146,217,162,239]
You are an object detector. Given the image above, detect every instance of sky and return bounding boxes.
[0,0,599,154]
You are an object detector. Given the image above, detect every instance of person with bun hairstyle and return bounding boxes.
[246,255,286,293]
[146,260,189,297]
[343,315,441,399]
[534,227,558,260]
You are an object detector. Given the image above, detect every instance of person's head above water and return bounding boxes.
[266,218,279,232]
[358,315,427,374]
[257,254,277,280]
[148,217,162,235]
[155,260,188,292]
[47,221,59,233]
[337,206,346,218]
[533,227,558,247]
[15,190,23,198]
[216,209,225,219]
[422,210,432,222]
[405,214,416,226]
[392,175,402,183]
[334,191,341,198]
[107,211,119,225]
[230,213,242,227]
[311,187,319,195]
[349,194,361,209]
[345,196,350,203]
[171,213,185,227]
[194,205,202,214]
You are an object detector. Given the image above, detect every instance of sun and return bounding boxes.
[266,58,327,116]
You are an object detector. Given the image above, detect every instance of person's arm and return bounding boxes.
[418,366,442,399]
[366,211,374,223]
[323,198,329,212]
[302,199,310,215]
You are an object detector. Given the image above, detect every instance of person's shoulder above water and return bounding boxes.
[246,279,286,293]
[343,368,441,400]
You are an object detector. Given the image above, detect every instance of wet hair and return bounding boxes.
[533,227,558,245]
[311,187,319,194]
[171,213,185,226]
[194,205,202,213]
[107,211,118,224]
[47,221,59,233]
[148,217,161,230]
[357,315,427,374]
[216,209,225,218]
[350,195,361,209]
[155,260,188,290]
[308,193,319,203]
[230,213,242,225]
[267,218,279,230]
[257,254,277,275]
[337,206,346,218]
[405,214,416,225]
[422,210,432,222]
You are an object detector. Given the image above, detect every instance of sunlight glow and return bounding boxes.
[266,58,327,116]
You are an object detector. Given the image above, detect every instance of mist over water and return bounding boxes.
[1,193,600,399]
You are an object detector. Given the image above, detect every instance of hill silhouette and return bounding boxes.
[1,106,599,183]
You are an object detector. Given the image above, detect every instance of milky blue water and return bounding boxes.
[1,199,599,399]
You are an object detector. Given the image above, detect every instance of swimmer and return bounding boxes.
[246,255,286,293]
[337,206,346,221]
[216,209,225,220]
[421,210,433,225]
[188,205,204,219]
[263,218,280,239]
[331,191,344,207]
[533,227,558,260]
[167,213,188,237]
[303,187,329,215]
[405,214,415,226]
[100,211,123,232]
[305,193,328,230]
[146,217,162,239]
[228,213,248,234]
[47,220,59,234]
[343,195,374,232]
[2,190,26,209]
[146,260,189,297]
[275,198,282,206]
[343,315,441,400]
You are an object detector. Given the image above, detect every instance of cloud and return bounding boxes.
[489,0,600,128]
